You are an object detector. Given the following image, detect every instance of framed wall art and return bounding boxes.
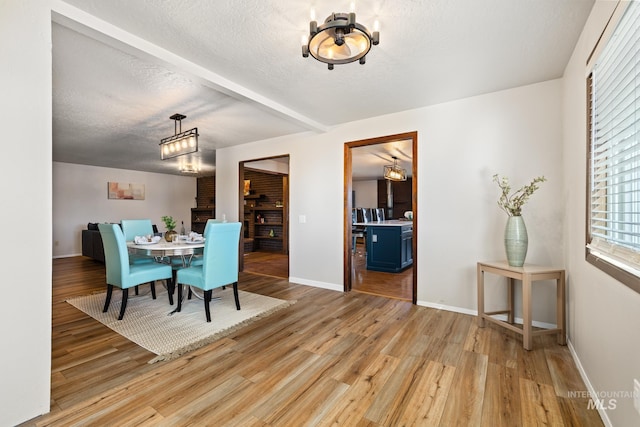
[108,182,145,200]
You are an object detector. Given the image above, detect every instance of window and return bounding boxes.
[587,1,640,293]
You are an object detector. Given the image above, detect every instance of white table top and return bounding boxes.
[127,239,205,257]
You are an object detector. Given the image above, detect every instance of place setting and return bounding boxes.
[133,235,161,245]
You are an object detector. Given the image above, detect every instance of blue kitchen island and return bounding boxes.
[355,220,413,273]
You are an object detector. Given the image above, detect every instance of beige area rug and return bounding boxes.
[66,286,294,363]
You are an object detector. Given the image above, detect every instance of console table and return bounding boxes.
[477,261,566,350]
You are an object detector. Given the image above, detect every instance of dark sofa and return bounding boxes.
[82,223,105,262]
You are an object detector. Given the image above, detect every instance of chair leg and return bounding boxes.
[150,281,156,299]
[118,288,129,320]
[167,278,174,305]
[188,287,193,300]
[204,289,212,322]
[135,285,139,295]
[103,284,114,313]
[176,282,183,313]
[232,282,240,310]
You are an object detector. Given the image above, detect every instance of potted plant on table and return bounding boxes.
[493,174,546,267]
[161,215,178,242]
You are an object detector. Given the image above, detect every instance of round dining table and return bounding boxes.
[127,238,206,306]
[127,238,205,264]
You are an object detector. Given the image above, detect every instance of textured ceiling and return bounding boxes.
[51,0,595,177]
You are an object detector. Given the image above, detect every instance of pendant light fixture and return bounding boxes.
[160,113,198,160]
[384,156,407,181]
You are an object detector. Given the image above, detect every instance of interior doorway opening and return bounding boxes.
[239,155,290,279]
[344,132,417,303]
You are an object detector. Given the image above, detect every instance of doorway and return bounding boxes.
[344,132,417,303]
[239,155,290,279]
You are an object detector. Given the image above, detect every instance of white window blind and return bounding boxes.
[588,1,640,272]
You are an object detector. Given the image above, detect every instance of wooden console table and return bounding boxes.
[477,261,566,350]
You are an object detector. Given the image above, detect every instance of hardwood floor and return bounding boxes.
[242,245,412,301]
[243,250,289,278]
[22,257,603,426]
[351,242,413,301]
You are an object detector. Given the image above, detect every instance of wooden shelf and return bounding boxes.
[249,206,283,211]
[243,170,288,254]
[191,207,214,234]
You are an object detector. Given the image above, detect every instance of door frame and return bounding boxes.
[238,155,290,272]
[343,131,418,304]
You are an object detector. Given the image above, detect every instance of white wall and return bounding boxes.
[53,162,197,257]
[216,79,564,318]
[352,180,378,209]
[562,1,640,425]
[0,0,52,424]
[9,1,627,425]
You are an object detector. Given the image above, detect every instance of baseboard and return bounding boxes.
[53,253,82,259]
[288,277,342,292]
[417,300,477,316]
[416,300,558,330]
[567,339,612,427]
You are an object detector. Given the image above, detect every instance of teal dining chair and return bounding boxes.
[121,219,157,295]
[184,218,223,268]
[98,223,173,320]
[175,222,242,322]
[172,218,226,301]
[121,219,156,264]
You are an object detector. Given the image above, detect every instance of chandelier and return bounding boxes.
[301,6,379,70]
[384,156,407,181]
[160,113,198,160]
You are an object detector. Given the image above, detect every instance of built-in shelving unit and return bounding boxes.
[190,207,214,234]
[243,169,288,253]
[191,176,215,234]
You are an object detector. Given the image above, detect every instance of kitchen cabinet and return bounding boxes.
[364,221,413,272]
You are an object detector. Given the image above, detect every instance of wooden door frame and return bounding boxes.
[344,131,418,304]
[238,155,290,272]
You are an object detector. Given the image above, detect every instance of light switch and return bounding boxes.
[299,215,306,223]
[372,234,377,243]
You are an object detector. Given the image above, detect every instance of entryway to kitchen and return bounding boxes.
[344,132,417,303]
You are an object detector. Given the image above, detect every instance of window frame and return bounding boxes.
[585,1,640,294]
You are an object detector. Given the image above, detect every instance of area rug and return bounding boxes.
[66,286,294,363]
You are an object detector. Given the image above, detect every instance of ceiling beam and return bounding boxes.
[51,0,329,134]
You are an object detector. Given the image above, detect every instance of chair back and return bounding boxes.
[203,218,224,235]
[358,207,371,223]
[201,222,242,290]
[121,219,154,241]
[98,223,130,287]
[374,208,385,222]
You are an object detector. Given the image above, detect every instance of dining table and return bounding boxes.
[127,238,205,307]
